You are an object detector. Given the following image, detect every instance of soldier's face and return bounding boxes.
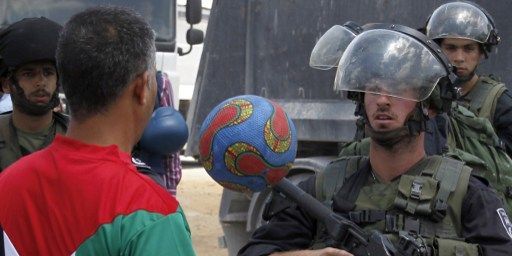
[364,91,417,131]
[12,61,58,106]
[440,38,483,79]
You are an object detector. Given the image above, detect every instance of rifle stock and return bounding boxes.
[274,178,398,256]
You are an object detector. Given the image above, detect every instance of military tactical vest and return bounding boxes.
[0,112,68,171]
[458,75,507,122]
[340,104,512,215]
[314,155,479,255]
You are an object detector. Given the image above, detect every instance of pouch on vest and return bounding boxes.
[395,175,439,217]
[432,237,480,256]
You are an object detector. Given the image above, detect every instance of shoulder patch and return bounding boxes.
[131,157,167,188]
[131,157,152,171]
[497,208,512,239]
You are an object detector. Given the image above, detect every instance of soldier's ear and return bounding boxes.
[480,52,486,61]
[479,45,487,60]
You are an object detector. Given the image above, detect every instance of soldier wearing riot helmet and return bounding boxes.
[239,24,512,256]
[333,22,512,216]
[425,1,512,156]
[0,17,68,171]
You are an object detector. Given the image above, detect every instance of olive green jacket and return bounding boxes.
[0,112,68,171]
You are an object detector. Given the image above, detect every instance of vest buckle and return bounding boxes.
[384,213,400,233]
[411,180,423,200]
[348,210,385,224]
[431,199,448,222]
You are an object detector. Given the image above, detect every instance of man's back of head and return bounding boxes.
[57,6,156,123]
[56,6,157,151]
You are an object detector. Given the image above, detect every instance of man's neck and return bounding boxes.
[12,108,54,133]
[369,133,426,183]
[65,108,140,154]
[460,74,479,96]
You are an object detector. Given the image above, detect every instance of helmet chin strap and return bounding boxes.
[9,79,60,116]
[457,69,476,84]
[365,125,412,148]
[362,103,427,149]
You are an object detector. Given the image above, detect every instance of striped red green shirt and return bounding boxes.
[0,135,196,255]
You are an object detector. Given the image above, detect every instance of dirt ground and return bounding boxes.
[177,161,228,256]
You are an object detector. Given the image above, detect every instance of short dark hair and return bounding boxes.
[56,6,155,121]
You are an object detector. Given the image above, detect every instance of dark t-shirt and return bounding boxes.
[493,90,512,156]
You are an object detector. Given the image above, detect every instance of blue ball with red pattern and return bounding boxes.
[199,95,297,192]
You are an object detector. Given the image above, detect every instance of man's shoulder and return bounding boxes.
[422,155,473,183]
[0,145,54,177]
[339,138,370,157]
[110,173,179,218]
[329,155,369,164]
[105,161,178,213]
[464,175,505,212]
[326,155,369,176]
[479,74,506,86]
[427,155,474,170]
[468,174,490,188]
[315,155,369,202]
[477,75,507,97]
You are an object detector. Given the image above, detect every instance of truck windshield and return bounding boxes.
[0,0,176,43]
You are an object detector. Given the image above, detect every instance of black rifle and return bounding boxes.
[275,179,429,256]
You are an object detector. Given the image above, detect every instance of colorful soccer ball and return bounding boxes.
[199,95,297,193]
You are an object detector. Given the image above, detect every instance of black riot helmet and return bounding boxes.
[0,17,62,116]
[311,23,458,113]
[309,21,364,70]
[335,23,457,103]
[425,1,500,57]
[0,17,62,69]
[313,23,459,147]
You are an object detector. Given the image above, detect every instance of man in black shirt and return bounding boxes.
[240,24,512,256]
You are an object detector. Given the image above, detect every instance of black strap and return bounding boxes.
[53,112,69,128]
[332,159,371,212]
[19,145,31,157]
[431,158,463,222]
[132,157,166,188]
[348,209,386,224]
[347,210,438,237]
[1,226,4,256]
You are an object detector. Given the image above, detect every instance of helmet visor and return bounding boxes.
[334,29,447,102]
[309,25,357,70]
[426,2,492,43]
